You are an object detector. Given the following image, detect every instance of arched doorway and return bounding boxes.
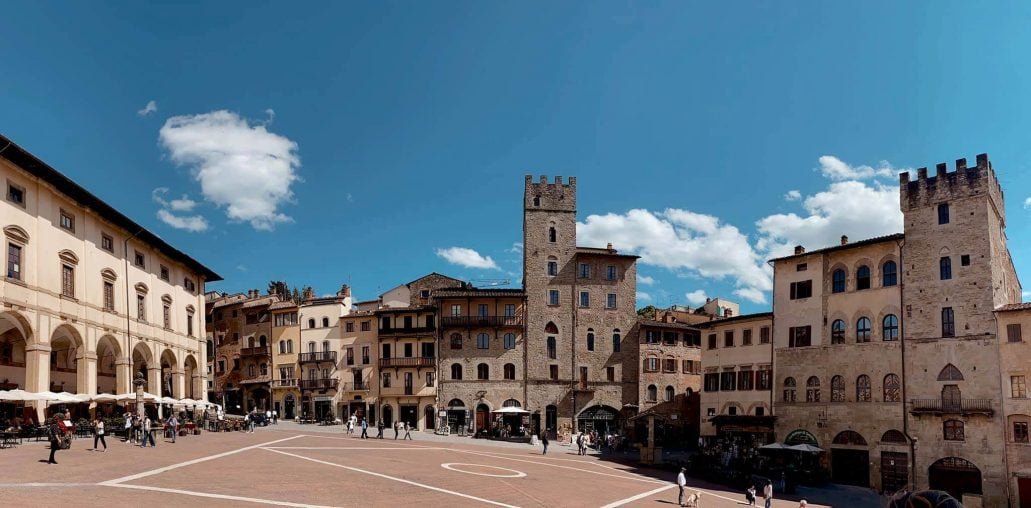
[475,403,490,434]
[159,349,177,398]
[831,430,870,487]
[577,405,619,434]
[0,311,32,391]
[284,394,296,420]
[183,354,199,399]
[131,342,153,392]
[382,404,393,426]
[96,335,121,395]
[50,324,83,394]
[929,457,982,501]
[447,399,466,433]
[425,405,436,430]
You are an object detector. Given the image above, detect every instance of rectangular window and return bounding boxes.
[426,371,434,387]
[548,290,560,306]
[796,263,807,271]
[218,360,225,373]
[607,265,616,280]
[742,329,753,346]
[362,346,369,364]
[663,332,677,345]
[346,348,354,365]
[184,278,196,292]
[757,368,772,390]
[477,304,488,318]
[7,243,22,280]
[549,365,558,380]
[760,326,770,344]
[724,330,734,347]
[788,326,811,347]
[382,373,391,388]
[160,265,169,281]
[7,182,25,206]
[101,233,114,253]
[163,305,171,329]
[134,250,145,268]
[644,358,658,372]
[703,373,719,392]
[684,330,700,347]
[1008,324,1022,343]
[547,337,556,359]
[942,307,955,337]
[1012,376,1027,398]
[940,257,952,280]
[789,280,812,299]
[103,281,114,310]
[738,369,754,390]
[137,295,146,322]
[61,265,74,297]
[547,261,558,276]
[450,304,461,317]
[403,343,413,358]
[645,330,659,344]
[578,263,590,279]
[360,321,370,331]
[345,322,354,332]
[187,312,194,336]
[1016,422,1029,443]
[961,254,970,266]
[707,334,717,350]
[579,291,589,308]
[663,358,676,372]
[720,371,736,391]
[606,293,616,309]
[938,203,950,224]
[606,366,615,381]
[59,210,75,232]
[403,316,413,329]
[682,360,693,374]
[504,304,515,317]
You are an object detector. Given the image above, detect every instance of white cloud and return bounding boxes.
[157,209,209,232]
[159,110,301,231]
[169,197,197,212]
[435,247,500,270]
[346,193,353,203]
[578,209,772,299]
[733,287,767,304]
[818,155,898,181]
[236,265,248,272]
[784,190,801,201]
[637,291,652,302]
[637,274,655,285]
[1024,197,1031,210]
[685,289,707,306]
[508,242,524,254]
[137,100,158,116]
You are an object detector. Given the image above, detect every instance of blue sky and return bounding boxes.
[4,1,1031,312]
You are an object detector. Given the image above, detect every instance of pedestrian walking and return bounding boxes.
[798,501,807,508]
[167,414,178,443]
[403,421,412,440]
[141,416,156,447]
[272,409,278,425]
[540,431,549,455]
[360,417,368,439]
[124,414,134,444]
[93,418,107,451]
[348,414,357,435]
[676,467,687,506]
[46,414,62,464]
[393,420,400,440]
[746,484,757,506]
[376,419,384,439]
[763,480,773,508]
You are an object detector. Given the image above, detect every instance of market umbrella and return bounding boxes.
[0,389,49,401]
[759,442,790,450]
[115,392,159,402]
[91,393,119,403]
[491,407,530,414]
[160,396,179,405]
[787,443,824,453]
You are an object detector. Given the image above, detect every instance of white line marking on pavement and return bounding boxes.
[0,482,98,487]
[105,483,339,508]
[99,434,304,485]
[264,446,444,450]
[441,463,527,478]
[452,448,666,485]
[263,447,521,508]
[600,484,676,508]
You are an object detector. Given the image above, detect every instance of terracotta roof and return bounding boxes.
[637,319,699,330]
[696,312,773,328]
[575,246,641,259]
[374,305,435,314]
[269,301,297,310]
[0,134,221,281]
[769,233,904,263]
[433,287,526,298]
[996,303,1031,312]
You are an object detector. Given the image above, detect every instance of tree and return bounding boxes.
[267,281,290,299]
[637,305,658,320]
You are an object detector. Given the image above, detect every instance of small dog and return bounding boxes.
[683,491,702,507]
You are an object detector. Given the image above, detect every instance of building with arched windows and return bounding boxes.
[0,135,218,422]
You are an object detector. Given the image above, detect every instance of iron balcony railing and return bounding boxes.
[441,316,524,328]
[273,378,297,387]
[299,378,339,391]
[910,398,993,415]
[299,351,338,364]
[379,357,435,368]
[240,346,270,357]
[378,325,436,335]
[341,381,370,391]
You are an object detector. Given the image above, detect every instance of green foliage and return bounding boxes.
[637,305,658,320]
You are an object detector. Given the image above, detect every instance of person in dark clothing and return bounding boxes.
[540,431,549,455]
[47,415,62,464]
[376,420,384,439]
[360,418,368,439]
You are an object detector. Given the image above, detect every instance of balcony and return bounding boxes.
[273,378,297,388]
[379,357,435,368]
[341,381,371,392]
[910,398,994,416]
[240,346,270,357]
[299,378,339,391]
[378,325,436,336]
[299,351,338,364]
[441,316,524,328]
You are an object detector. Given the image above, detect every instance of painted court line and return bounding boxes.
[263,447,521,508]
[99,434,305,486]
[452,448,666,485]
[105,483,339,508]
[264,446,444,450]
[600,484,677,508]
[0,482,98,488]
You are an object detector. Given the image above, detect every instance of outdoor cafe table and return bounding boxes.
[0,431,18,448]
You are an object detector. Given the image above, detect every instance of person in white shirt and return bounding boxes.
[676,467,687,506]
[124,414,133,444]
[93,418,107,451]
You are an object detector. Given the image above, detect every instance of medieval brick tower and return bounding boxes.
[900,154,1021,505]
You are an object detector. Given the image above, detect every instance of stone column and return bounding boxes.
[148,366,162,418]
[115,358,132,394]
[78,350,98,396]
[24,344,52,421]
[173,368,186,400]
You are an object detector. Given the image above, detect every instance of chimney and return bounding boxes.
[841,235,848,246]
[606,242,614,252]
[794,245,805,255]
[338,284,351,298]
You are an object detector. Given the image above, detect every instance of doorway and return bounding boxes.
[929,457,982,501]
[831,449,870,487]
[880,452,908,495]
[475,403,489,433]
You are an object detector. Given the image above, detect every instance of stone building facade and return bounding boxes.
[375,305,437,430]
[522,176,640,439]
[434,287,527,434]
[637,316,701,442]
[269,300,299,419]
[337,310,377,423]
[206,291,275,412]
[993,305,1031,507]
[0,135,218,421]
[698,312,773,442]
[297,290,350,421]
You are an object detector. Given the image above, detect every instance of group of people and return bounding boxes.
[348,416,414,440]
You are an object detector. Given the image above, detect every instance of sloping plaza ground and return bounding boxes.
[0,423,855,507]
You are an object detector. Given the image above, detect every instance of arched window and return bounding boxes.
[477,363,489,380]
[806,376,821,402]
[831,320,845,344]
[883,315,899,341]
[278,341,285,354]
[832,269,846,293]
[503,333,516,349]
[612,329,621,352]
[308,342,316,354]
[322,340,329,352]
[450,364,462,380]
[308,318,315,329]
[831,375,845,402]
[450,333,463,349]
[646,384,657,402]
[833,430,868,446]
[259,335,267,347]
[665,386,675,402]
[503,363,515,380]
[856,265,871,290]
[548,226,556,243]
[477,333,490,349]
[248,365,256,377]
[503,399,521,408]
[938,364,964,381]
[883,261,897,287]
[286,340,293,353]
[586,329,595,351]
[547,337,556,359]
[881,430,907,443]
[884,374,901,402]
[322,317,329,328]
[944,420,964,441]
[248,337,255,348]
[783,377,796,402]
[856,317,871,342]
[856,375,871,402]
[260,363,268,375]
